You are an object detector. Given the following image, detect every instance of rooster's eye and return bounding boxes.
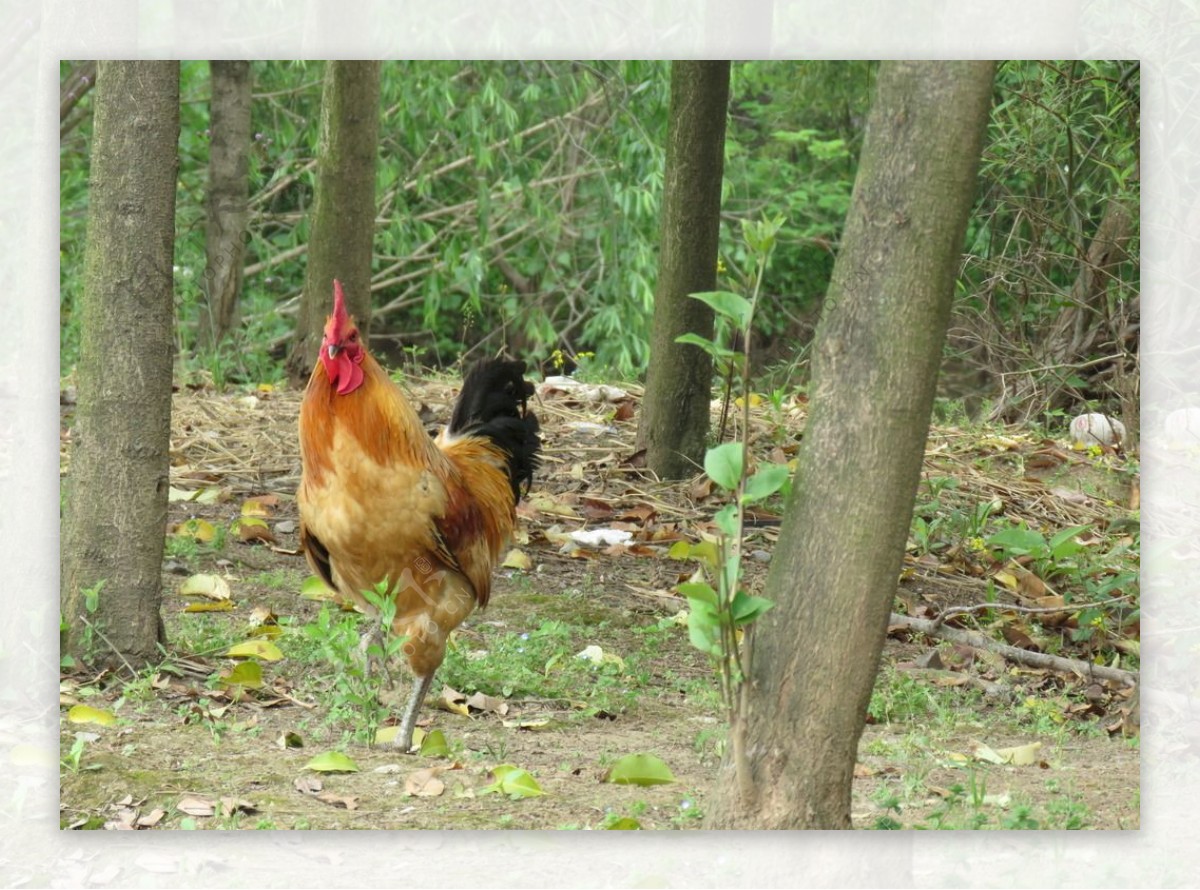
[349,332,358,342]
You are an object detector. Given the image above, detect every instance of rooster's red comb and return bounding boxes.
[332,279,348,320]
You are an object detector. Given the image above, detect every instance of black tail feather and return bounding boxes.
[448,359,541,502]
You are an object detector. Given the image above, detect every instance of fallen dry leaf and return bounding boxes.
[293,776,323,794]
[438,686,470,717]
[219,797,257,817]
[136,808,165,828]
[176,795,216,817]
[405,768,446,798]
[315,791,359,810]
[465,691,508,715]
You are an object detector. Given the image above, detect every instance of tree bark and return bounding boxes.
[705,60,996,829]
[636,61,730,479]
[61,61,181,667]
[286,61,381,385]
[199,60,253,349]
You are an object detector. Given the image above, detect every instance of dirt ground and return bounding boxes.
[59,374,1140,831]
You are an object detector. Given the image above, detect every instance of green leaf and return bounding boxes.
[604,817,642,830]
[686,600,721,657]
[742,464,791,503]
[373,725,400,746]
[225,640,283,662]
[221,660,264,689]
[305,751,359,773]
[986,526,1046,557]
[669,538,725,567]
[713,503,739,537]
[1048,524,1091,559]
[689,291,752,329]
[419,729,450,758]
[705,443,744,491]
[667,540,693,560]
[677,581,717,606]
[675,332,738,360]
[481,765,544,799]
[67,705,116,727]
[731,591,775,625]
[300,575,336,601]
[605,753,676,786]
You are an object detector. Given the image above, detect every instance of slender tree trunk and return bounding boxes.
[60,60,97,138]
[61,61,181,667]
[637,61,730,479]
[705,60,996,829]
[286,60,381,385]
[990,196,1135,422]
[199,60,253,349]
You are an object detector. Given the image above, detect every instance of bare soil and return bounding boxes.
[59,375,1140,830]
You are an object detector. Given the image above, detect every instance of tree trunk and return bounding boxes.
[705,60,995,829]
[61,61,181,668]
[286,60,381,386]
[636,61,730,479]
[199,60,253,349]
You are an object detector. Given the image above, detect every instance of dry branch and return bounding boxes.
[890,611,1137,687]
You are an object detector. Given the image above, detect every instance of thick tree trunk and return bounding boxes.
[636,61,730,479]
[705,60,995,829]
[61,61,180,667]
[199,60,253,349]
[286,60,381,385]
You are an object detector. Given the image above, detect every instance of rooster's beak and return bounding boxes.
[327,344,340,359]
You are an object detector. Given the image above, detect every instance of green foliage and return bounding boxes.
[985,522,1091,581]
[723,62,873,340]
[59,60,1137,399]
[298,579,404,745]
[958,60,1139,412]
[674,215,782,730]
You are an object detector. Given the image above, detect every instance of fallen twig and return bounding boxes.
[889,612,1138,687]
[934,594,1134,626]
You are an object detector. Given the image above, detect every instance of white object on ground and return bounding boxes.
[1069,413,1126,447]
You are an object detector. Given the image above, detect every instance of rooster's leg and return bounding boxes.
[394,672,435,752]
[357,626,389,684]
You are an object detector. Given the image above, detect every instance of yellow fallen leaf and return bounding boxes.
[225,640,283,661]
[178,573,231,601]
[67,705,116,727]
[438,686,470,717]
[527,494,580,518]
[168,487,221,504]
[501,548,532,571]
[241,499,274,518]
[184,600,235,613]
[992,569,1019,591]
[501,717,552,731]
[373,725,400,746]
[991,741,1043,766]
[174,518,216,543]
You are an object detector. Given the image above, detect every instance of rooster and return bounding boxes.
[298,280,540,750]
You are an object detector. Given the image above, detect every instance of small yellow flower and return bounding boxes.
[716,258,727,275]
